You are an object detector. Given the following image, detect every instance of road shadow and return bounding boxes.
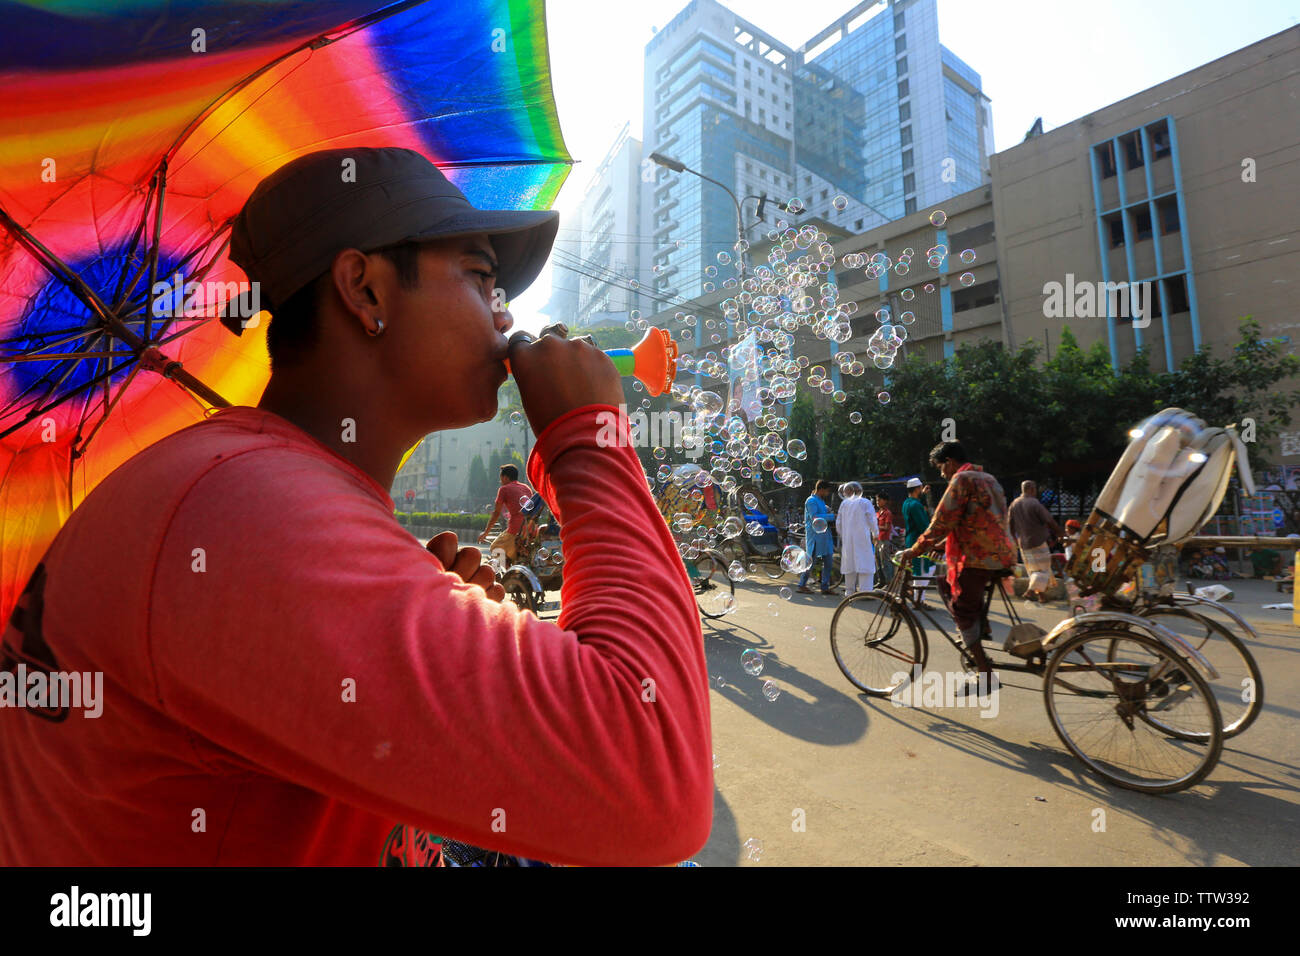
[866,682,1300,866]
[702,622,868,746]
[692,786,740,867]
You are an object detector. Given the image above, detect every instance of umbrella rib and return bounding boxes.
[0,330,105,419]
[0,325,101,350]
[0,358,120,441]
[73,360,145,463]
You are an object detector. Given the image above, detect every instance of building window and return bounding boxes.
[1157,195,1181,234]
[898,78,909,98]
[855,219,864,230]
[805,174,812,186]
[901,149,913,171]
[1106,213,1125,248]
[1096,142,1117,179]
[903,172,915,194]
[894,11,905,31]
[1149,119,1171,159]
[759,108,765,123]
[895,34,906,54]
[1131,205,1153,241]
[744,59,750,70]
[899,102,911,122]
[1119,131,1144,171]
[900,126,912,146]
[905,197,917,215]
[1163,273,1190,314]
[744,78,750,89]
[820,189,828,199]
[785,120,791,130]
[896,55,908,75]
[759,170,766,181]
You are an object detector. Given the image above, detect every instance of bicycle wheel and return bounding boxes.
[1133,606,1262,738]
[692,550,737,620]
[830,591,927,697]
[1043,629,1223,793]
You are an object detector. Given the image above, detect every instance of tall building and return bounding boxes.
[574,124,646,327]
[795,0,993,225]
[642,0,991,301]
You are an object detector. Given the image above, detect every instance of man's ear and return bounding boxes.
[329,249,383,332]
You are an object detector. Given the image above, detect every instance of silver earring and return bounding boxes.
[367,318,385,337]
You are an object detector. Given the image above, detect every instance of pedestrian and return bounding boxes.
[837,482,878,595]
[797,479,837,594]
[477,463,532,565]
[1007,480,1062,603]
[0,147,712,866]
[874,492,898,584]
[902,477,931,578]
[898,441,1016,692]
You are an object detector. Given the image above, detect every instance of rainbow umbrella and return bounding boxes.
[0,0,571,619]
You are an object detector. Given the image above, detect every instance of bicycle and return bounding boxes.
[829,555,1225,794]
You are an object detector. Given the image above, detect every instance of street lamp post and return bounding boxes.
[649,152,748,274]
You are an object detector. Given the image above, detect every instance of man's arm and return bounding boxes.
[148,407,711,867]
[478,499,504,543]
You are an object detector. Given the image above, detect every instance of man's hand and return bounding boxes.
[897,548,915,563]
[476,531,490,544]
[426,532,505,602]
[508,323,624,436]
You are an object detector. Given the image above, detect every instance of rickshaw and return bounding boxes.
[829,408,1263,794]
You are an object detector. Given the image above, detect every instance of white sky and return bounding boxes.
[509,0,1300,333]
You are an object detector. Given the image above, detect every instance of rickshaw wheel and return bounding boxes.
[1043,628,1223,793]
[500,569,540,614]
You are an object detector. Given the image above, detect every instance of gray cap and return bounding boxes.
[229,146,559,310]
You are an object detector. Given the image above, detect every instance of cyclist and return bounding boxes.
[898,441,1016,692]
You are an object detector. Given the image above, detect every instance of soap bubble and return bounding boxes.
[717,251,731,265]
[832,194,848,210]
[728,560,747,581]
[923,282,936,294]
[672,512,695,531]
[786,439,807,460]
[704,265,717,277]
[722,516,744,538]
[744,493,760,509]
[787,197,805,214]
[900,310,916,325]
[849,411,863,424]
[959,272,976,286]
[746,520,764,536]
[767,601,780,616]
[779,585,794,601]
[812,517,827,533]
[878,390,891,404]
[960,248,976,264]
[900,288,915,301]
[710,592,738,616]
[803,625,817,642]
[741,649,764,676]
[509,410,523,425]
[762,680,781,702]
[653,446,666,460]
[780,546,812,573]
[929,209,947,227]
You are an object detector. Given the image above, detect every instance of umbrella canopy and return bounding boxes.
[0,0,571,619]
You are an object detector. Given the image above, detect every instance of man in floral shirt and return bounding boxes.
[899,442,1015,687]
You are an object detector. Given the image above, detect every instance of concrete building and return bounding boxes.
[392,417,530,513]
[991,26,1300,378]
[570,124,647,327]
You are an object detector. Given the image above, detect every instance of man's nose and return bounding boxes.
[495,306,514,336]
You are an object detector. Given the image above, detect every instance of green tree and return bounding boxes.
[468,454,490,504]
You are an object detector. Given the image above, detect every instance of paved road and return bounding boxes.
[443,537,1299,866]
[692,575,1299,866]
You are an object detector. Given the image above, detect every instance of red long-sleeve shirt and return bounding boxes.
[0,404,712,866]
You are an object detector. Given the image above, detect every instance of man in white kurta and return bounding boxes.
[837,483,878,594]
